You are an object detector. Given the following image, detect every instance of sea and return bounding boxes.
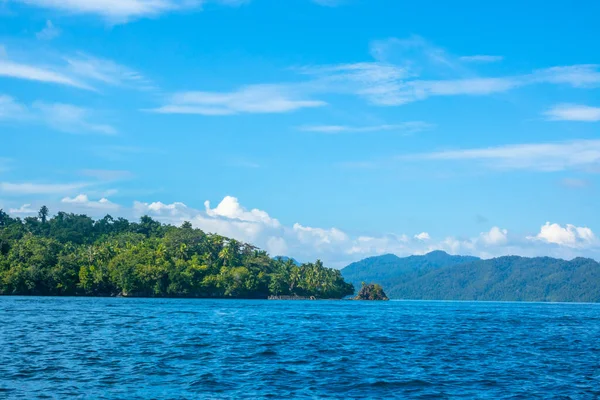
[1,297,599,399]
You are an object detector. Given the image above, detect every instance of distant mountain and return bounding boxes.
[273,256,301,266]
[341,252,600,303]
[342,251,479,293]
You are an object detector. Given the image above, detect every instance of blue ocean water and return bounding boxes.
[1,298,599,399]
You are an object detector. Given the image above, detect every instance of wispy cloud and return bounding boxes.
[300,36,600,106]
[560,178,590,188]
[401,139,600,172]
[65,54,153,90]
[10,0,248,23]
[0,59,90,89]
[36,20,60,40]
[79,169,134,181]
[298,121,433,134]
[0,181,90,195]
[0,158,12,173]
[33,102,117,135]
[151,84,326,115]
[0,95,117,135]
[0,47,150,91]
[311,0,345,6]
[0,95,28,119]
[459,55,504,63]
[544,103,600,122]
[531,65,600,88]
[300,62,410,106]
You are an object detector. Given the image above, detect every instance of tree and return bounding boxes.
[38,206,49,224]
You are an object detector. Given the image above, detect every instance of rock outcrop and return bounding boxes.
[354,283,389,300]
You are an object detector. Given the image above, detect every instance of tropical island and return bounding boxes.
[0,207,354,299]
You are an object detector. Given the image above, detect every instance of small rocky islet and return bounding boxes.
[354,283,389,301]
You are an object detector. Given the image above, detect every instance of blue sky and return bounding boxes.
[1,0,600,267]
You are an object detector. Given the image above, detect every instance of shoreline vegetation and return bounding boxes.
[0,207,355,299]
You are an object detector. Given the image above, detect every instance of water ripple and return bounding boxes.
[1,297,599,399]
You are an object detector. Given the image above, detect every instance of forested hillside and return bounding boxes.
[0,207,354,299]
[342,251,479,293]
[342,251,600,302]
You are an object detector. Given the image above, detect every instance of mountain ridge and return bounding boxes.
[341,251,600,303]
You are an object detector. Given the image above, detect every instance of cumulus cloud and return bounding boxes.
[480,226,508,246]
[414,232,430,241]
[124,196,600,267]
[8,204,37,214]
[61,194,119,210]
[205,196,280,227]
[529,222,597,248]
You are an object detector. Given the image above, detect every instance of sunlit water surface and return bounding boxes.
[1,297,599,399]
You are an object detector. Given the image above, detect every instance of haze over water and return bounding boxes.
[1,297,599,399]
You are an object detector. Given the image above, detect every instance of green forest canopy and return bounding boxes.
[0,207,354,299]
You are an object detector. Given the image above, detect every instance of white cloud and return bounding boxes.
[12,0,201,23]
[459,55,504,63]
[266,236,288,256]
[298,122,433,134]
[0,96,115,134]
[544,104,600,122]
[301,62,410,106]
[402,139,600,172]
[0,95,28,119]
[65,54,152,90]
[151,84,326,115]
[480,226,508,246]
[61,194,118,210]
[560,178,589,188]
[205,196,280,227]
[33,102,117,135]
[415,232,430,241]
[0,158,11,173]
[412,77,519,96]
[0,48,149,91]
[7,194,600,266]
[293,223,348,246]
[0,59,90,89]
[529,222,597,248]
[80,170,134,181]
[532,65,600,88]
[300,36,600,106]
[36,20,60,40]
[0,182,89,195]
[8,204,36,214]
[311,0,344,6]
